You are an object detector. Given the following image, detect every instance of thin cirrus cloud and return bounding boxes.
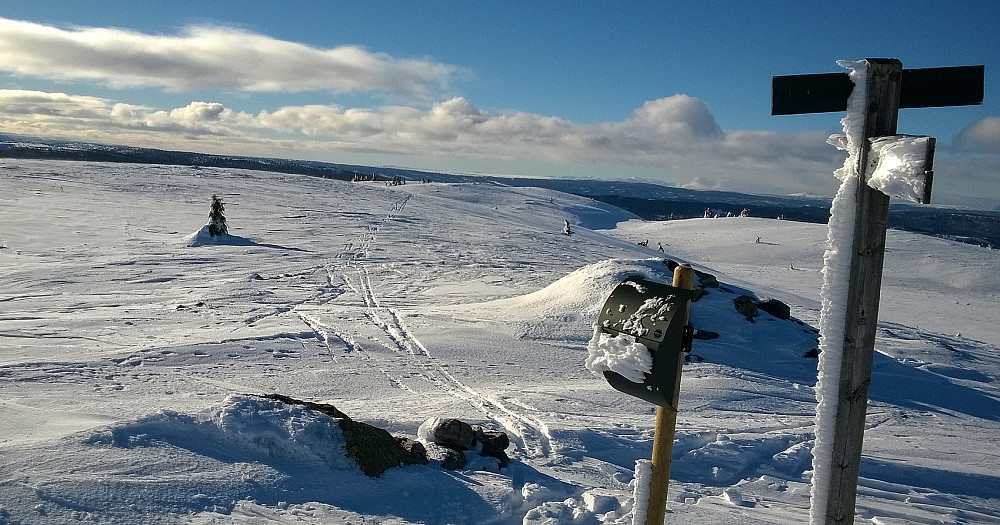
[0,17,459,98]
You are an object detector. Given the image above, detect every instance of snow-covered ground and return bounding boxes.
[1,159,998,524]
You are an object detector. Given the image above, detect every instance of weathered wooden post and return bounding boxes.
[645,264,695,525]
[772,59,984,524]
[591,264,696,524]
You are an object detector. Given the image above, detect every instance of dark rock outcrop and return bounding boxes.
[696,271,719,288]
[253,394,427,477]
[757,298,791,320]
[692,329,720,340]
[257,393,351,420]
[420,418,512,470]
[427,418,476,450]
[339,419,424,477]
[474,427,511,468]
[396,437,430,466]
[733,295,759,320]
[424,442,467,470]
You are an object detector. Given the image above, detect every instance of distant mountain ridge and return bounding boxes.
[2,133,997,248]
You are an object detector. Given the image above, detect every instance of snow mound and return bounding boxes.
[90,394,353,470]
[213,395,353,468]
[184,225,257,247]
[438,256,821,383]
[472,258,676,322]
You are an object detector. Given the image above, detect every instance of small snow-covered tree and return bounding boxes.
[208,195,228,237]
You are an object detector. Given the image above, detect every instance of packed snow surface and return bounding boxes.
[1,158,999,524]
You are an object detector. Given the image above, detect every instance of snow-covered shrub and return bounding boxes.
[208,195,228,236]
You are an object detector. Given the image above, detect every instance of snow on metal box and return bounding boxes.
[597,277,693,409]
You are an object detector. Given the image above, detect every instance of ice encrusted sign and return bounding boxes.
[588,266,696,525]
[588,276,693,409]
[774,59,984,525]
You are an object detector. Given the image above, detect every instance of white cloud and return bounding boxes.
[0,89,108,119]
[0,90,255,139]
[170,101,226,122]
[3,88,993,207]
[0,89,840,181]
[0,18,459,98]
[955,116,1000,154]
[248,95,731,163]
[619,95,722,139]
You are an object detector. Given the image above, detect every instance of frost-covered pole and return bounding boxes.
[773,58,984,525]
[813,58,901,525]
[644,264,694,525]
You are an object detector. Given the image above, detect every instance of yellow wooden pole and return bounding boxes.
[644,264,695,525]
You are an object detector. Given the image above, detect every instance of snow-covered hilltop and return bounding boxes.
[3,132,998,247]
[1,159,998,524]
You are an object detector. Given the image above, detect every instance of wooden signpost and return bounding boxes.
[646,265,694,525]
[773,59,984,524]
[595,264,695,525]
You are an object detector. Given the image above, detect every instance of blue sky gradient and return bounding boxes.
[1,1,997,208]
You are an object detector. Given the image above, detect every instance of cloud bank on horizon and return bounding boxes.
[0,17,997,209]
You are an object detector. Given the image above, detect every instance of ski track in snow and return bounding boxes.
[3,162,999,524]
[289,193,556,459]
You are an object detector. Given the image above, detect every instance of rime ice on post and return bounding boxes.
[630,459,653,525]
[773,59,984,525]
[811,59,870,525]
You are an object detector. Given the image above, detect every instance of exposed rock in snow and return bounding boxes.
[418,417,475,450]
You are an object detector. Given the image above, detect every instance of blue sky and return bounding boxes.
[1,1,998,209]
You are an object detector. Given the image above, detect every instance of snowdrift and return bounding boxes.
[468,258,677,322]
[441,257,821,382]
[184,225,257,247]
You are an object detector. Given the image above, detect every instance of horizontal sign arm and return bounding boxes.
[772,64,984,115]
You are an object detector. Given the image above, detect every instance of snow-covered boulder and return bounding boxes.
[418,417,475,450]
[418,417,512,469]
[256,394,426,477]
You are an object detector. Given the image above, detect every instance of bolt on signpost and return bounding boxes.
[773,59,983,524]
[595,264,696,524]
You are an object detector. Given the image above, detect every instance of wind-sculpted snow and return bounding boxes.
[2,159,999,524]
[585,328,653,383]
[453,258,678,322]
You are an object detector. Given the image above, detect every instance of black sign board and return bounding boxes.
[596,277,693,409]
[772,64,984,115]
